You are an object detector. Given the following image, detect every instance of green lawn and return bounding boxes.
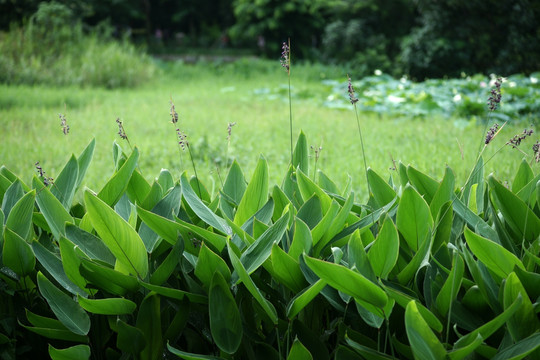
[0,59,535,200]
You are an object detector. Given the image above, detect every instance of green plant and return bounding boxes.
[1,121,539,358]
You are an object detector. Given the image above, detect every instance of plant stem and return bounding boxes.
[288,63,293,165]
[187,144,202,198]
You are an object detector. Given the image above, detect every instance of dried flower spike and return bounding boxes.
[116,118,128,140]
[487,77,503,111]
[35,161,53,186]
[533,141,540,163]
[170,101,179,124]
[347,75,358,105]
[310,145,323,160]
[176,128,188,150]
[227,122,236,141]
[485,123,500,144]
[59,113,69,135]
[280,41,290,73]
[507,128,533,148]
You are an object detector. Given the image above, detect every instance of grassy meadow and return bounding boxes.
[0,59,535,200]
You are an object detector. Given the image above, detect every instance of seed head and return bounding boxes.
[176,128,188,150]
[280,41,290,73]
[533,141,540,163]
[170,101,179,124]
[310,145,323,160]
[347,75,358,105]
[485,123,500,144]
[116,118,128,140]
[507,128,533,148]
[487,77,503,111]
[59,113,69,135]
[35,161,53,186]
[227,122,236,142]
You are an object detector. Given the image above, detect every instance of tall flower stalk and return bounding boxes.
[281,39,293,165]
[348,75,372,203]
[170,99,202,198]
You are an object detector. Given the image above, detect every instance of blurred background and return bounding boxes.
[1,0,539,80]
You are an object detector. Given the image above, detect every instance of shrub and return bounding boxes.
[0,2,156,88]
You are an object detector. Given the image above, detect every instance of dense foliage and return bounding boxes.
[2,0,539,78]
[0,133,539,358]
[0,2,156,88]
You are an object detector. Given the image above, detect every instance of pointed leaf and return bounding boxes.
[3,228,35,276]
[117,319,147,355]
[33,177,74,239]
[84,190,148,278]
[287,279,327,319]
[167,343,223,360]
[435,252,464,315]
[51,155,78,210]
[209,272,242,354]
[48,344,90,360]
[367,168,396,207]
[287,337,313,360]
[234,156,268,226]
[64,224,115,265]
[195,243,231,289]
[405,300,447,360]
[97,147,139,206]
[136,293,162,360]
[270,243,306,292]
[75,138,95,190]
[37,271,90,335]
[5,189,35,240]
[491,332,540,360]
[368,216,399,279]
[77,295,136,315]
[293,131,309,174]
[223,160,246,204]
[396,185,432,252]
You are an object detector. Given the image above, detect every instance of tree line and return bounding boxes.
[1,0,539,79]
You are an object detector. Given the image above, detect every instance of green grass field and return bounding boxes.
[0,59,535,200]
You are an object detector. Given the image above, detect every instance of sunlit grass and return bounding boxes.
[0,59,535,201]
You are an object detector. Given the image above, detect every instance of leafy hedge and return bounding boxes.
[0,129,539,359]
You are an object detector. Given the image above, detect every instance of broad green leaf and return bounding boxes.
[293,131,309,175]
[126,169,151,204]
[396,227,432,285]
[503,272,539,341]
[396,185,432,252]
[139,281,207,304]
[270,243,306,292]
[117,319,147,355]
[139,184,181,252]
[491,332,540,360]
[223,160,246,204]
[464,227,524,279]
[49,344,90,360]
[21,323,87,343]
[37,271,90,335]
[209,272,242,354]
[317,170,340,195]
[77,295,136,315]
[79,259,139,296]
[150,240,183,285]
[64,224,115,265]
[175,217,227,252]
[435,252,464,315]
[367,168,396,207]
[75,138,95,190]
[234,156,268,226]
[287,279,327,319]
[1,180,23,220]
[318,192,355,251]
[240,211,289,275]
[448,334,483,360]
[488,174,540,241]
[136,293,162,360]
[287,337,313,360]
[296,168,332,214]
[59,237,92,295]
[97,147,139,206]
[452,194,498,240]
[512,159,533,193]
[51,155,78,210]
[345,335,394,359]
[348,230,376,282]
[180,172,231,235]
[367,216,399,279]
[454,295,522,348]
[33,177,74,239]
[407,166,439,204]
[85,190,148,278]
[26,310,71,330]
[3,228,35,276]
[5,189,35,240]
[0,173,13,206]
[297,194,323,229]
[405,300,447,360]
[432,201,453,251]
[430,166,454,218]
[189,176,211,203]
[167,343,224,360]
[227,239,278,324]
[158,168,175,193]
[195,243,231,289]
[271,184,292,222]
[303,255,387,308]
[311,200,339,248]
[141,181,163,210]
[382,283,443,333]
[32,241,87,296]
[288,218,312,260]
